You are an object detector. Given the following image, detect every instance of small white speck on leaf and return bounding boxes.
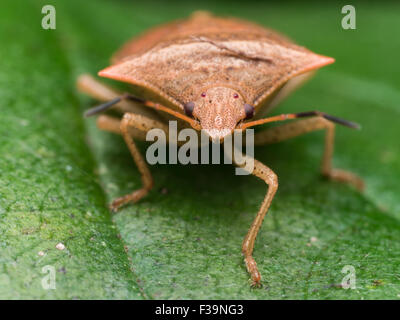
[106,183,119,192]
[19,119,29,126]
[98,164,108,175]
[66,165,72,172]
[101,241,106,247]
[38,251,45,256]
[310,236,318,243]
[56,243,65,250]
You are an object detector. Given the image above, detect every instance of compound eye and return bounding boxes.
[244,104,255,119]
[184,101,195,117]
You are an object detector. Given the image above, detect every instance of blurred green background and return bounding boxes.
[0,0,399,299]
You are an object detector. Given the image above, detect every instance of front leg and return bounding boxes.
[75,75,172,211]
[234,155,278,287]
[111,113,169,212]
[254,117,364,191]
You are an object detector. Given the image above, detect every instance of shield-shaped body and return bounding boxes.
[99,11,334,134]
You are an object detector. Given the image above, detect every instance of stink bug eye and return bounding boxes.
[244,103,255,119]
[184,101,195,117]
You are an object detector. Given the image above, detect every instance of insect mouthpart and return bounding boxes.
[203,128,232,141]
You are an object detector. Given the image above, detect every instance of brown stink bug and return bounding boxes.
[77,11,364,287]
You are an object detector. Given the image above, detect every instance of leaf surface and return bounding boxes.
[0,0,399,299]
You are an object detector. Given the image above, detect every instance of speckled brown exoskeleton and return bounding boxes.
[77,11,364,287]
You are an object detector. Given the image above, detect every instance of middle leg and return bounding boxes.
[254,117,364,190]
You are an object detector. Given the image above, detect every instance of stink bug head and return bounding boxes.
[189,86,248,141]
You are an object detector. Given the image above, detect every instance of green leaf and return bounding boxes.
[0,0,399,299]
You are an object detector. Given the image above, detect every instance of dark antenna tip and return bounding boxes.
[294,111,361,130]
[322,114,361,130]
[83,93,145,118]
[84,97,122,117]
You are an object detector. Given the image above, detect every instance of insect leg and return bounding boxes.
[253,117,364,191]
[234,155,278,287]
[96,114,147,141]
[110,113,170,212]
